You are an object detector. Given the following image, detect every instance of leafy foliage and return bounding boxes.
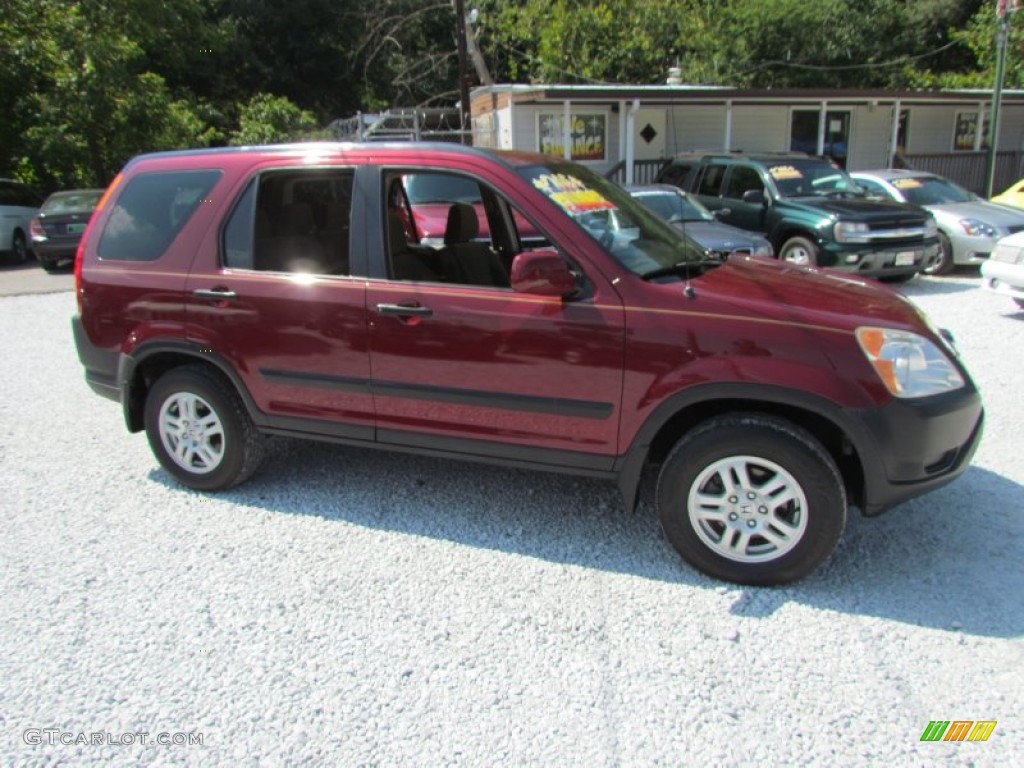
[0,0,1015,193]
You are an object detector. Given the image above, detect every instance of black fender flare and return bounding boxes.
[118,341,266,432]
[613,382,877,511]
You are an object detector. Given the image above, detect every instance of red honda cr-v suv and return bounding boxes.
[72,143,983,585]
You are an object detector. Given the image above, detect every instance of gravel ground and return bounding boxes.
[1,274,1021,766]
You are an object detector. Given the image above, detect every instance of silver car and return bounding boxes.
[850,169,1024,275]
[981,230,1024,310]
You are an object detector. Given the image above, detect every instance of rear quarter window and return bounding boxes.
[98,170,220,261]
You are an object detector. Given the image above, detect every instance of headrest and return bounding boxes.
[444,202,479,244]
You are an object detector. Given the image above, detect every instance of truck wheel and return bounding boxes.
[144,365,264,491]
[656,414,846,585]
[923,232,954,275]
[778,236,819,266]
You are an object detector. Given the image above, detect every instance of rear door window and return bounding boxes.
[222,168,354,274]
[696,164,727,197]
[99,170,220,261]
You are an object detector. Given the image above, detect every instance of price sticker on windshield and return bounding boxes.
[769,165,803,180]
[892,178,923,189]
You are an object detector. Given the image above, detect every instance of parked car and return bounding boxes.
[850,169,1024,275]
[627,183,773,258]
[990,178,1024,209]
[72,143,983,585]
[980,230,1024,310]
[30,188,104,272]
[655,152,939,281]
[0,178,43,264]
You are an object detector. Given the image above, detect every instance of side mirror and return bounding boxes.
[741,189,766,205]
[510,250,579,298]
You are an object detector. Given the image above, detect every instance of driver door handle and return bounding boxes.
[376,303,433,318]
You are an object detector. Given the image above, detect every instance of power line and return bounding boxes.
[737,40,962,75]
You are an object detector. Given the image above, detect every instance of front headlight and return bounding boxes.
[924,217,938,238]
[959,218,998,238]
[855,327,964,398]
[834,220,870,243]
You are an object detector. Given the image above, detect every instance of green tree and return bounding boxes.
[229,93,328,145]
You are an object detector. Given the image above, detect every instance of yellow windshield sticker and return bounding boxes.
[892,178,923,189]
[769,165,803,181]
[532,173,615,215]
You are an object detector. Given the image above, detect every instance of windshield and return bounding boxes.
[767,160,865,198]
[41,190,103,214]
[516,160,706,275]
[890,176,974,205]
[632,189,714,222]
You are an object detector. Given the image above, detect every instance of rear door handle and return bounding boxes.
[193,288,238,302]
[375,303,433,318]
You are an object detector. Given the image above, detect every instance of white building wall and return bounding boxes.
[665,105,726,153]
[907,105,961,153]
[848,105,892,170]
[997,105,1024,150]
[731,106,788,151]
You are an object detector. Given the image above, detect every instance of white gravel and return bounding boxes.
[1,274,1022,766]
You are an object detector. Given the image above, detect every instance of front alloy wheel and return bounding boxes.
[657,414,846,585]
[778,236,819,266]
[687,455,808,563]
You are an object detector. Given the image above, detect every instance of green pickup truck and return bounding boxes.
[655,152,940,280]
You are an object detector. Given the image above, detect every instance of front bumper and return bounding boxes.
[980,259,1024,301]
[821,240,940,278]
[850,385,984,515]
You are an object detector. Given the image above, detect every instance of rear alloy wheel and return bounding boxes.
[11,231,29,263]
[656,414,846,585]
[144,365,264,491]
[778,236,819,266]
[923,232,954,275]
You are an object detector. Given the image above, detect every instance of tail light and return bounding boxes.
[75,173,123,313]
[29,217,44,240]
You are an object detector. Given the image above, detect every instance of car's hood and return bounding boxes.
[672,220,766,251]
[785,196,926,222]
[926,199,1024,228]
[690,254,926,333]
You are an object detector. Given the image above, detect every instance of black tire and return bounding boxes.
[923,232,954,275]
[39,256,60,273]
[656,414,847,585]
[778,236,819,266]
[144,365,264,491]
[11,231,29,263]
[1015,299,1024,310]
[879,272,915,284]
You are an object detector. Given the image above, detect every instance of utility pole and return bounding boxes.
[454,0,472,144]
[985,0,1016,196]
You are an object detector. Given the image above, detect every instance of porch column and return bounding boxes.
[817,101,827,156]
[563,100,572,160]
[618,100,627,171]
[975,101,986,152]
[625,99,640,184]
[724,100,733,151]
[889,100,901,167]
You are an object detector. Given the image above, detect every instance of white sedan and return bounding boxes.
[981,230,1024,310]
